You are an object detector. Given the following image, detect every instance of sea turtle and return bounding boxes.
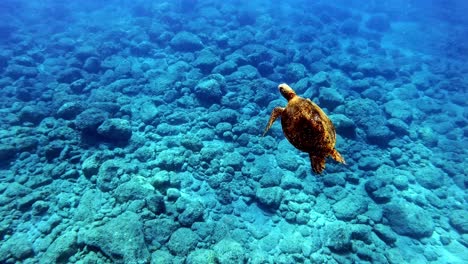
[263,83,345,174]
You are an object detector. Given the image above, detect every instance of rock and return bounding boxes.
[392,174,409,190]
[131,41,153,56]
[311,71,331,87]
[332,194,368,221]
[57,68,83,83]
[32,200,49,215]
[187,249,217,264]
[358,156,382,171]
[74,189,107,222]
[387,118,409,136]
[212,60,237,75]
[415,165,445,189]
[114,177,155,203]
[330,114,356,138]
[167,228,199,256]
[258,170,282,188]
[221,152,243,170]
[275,152,299,172]
[166,188,181,201]
[145,193,165,215]
[0,232,34,261]
[384,99,413,123]
[373,224,397,245]
[56,102,85,119]
[74,108,108,132]
[75,45,97,61]
[139,101,158,124]
[43,140,65,161]
[96,159,124,192]
[365,14,391,32]
[42,230,78,263]
[324,222,352,253]
[18,105,47,124]
[213,108,238,124]
[322,173,346,187]
[319,88,344,110]
[449,210,468,234]
[5,65,38,79]
[144,218,179,245]
[178,200,204,226]
[278,232,303,254]
[81,154,102,178]
[151,250,174,263]
[340,19,360,35]
[155,149,185,171]
[97,118,132,141]
[459,234,468,248]
[365,179,393,204]
[345,98,390,145]
[83,57,101,73]
[194,74,225,104]
[280,174,303,190]
[193,49,220,73]
[215,122,233,137]
[78,211,149,263]
[366,124,394,146]
[181,136,204,152]
[256,187,283,210]
[170,31,203,51]
[0,144,16,161]
[285,63,306,82]
[213,239,245,264]
[351,224,373,244]
[228,65,260,80]
[383,200,434,238]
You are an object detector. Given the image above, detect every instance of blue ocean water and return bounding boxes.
[0,0,467,263]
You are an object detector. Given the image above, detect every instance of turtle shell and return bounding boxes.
[281,96,337,157]
[262,83,345,174]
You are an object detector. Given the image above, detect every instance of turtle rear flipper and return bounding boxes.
[309,153,326,174]
[331,148,346,164]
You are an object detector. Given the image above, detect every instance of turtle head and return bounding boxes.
[278,83,296,101]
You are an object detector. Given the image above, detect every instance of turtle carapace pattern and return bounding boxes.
[263,83,345,174]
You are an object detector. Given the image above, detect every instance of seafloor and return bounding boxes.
[0,0,467,263]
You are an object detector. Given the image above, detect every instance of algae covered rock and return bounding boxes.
[170,31,203,51]
[187,249,217,264]
[449,210,468,234]
[97,118,132,141]
[330,114,356,138]
[194,74,225,104]
[167,227,199,256]
[41,230,78,263]
[96,159,124,192]
[75,108,108,132]
[365,14,391,32]
[0,232,34,262]
[213,238,245,264]
[383,200,434,238]
[78,211,149,263]
[256,186,283,210]
[324,221,352,253]
[332,194,368,221]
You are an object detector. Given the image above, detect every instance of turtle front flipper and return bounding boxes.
[309,153,326,174]
[262,107,284,136]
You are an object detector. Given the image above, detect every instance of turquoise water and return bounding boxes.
[0,0,467,263]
